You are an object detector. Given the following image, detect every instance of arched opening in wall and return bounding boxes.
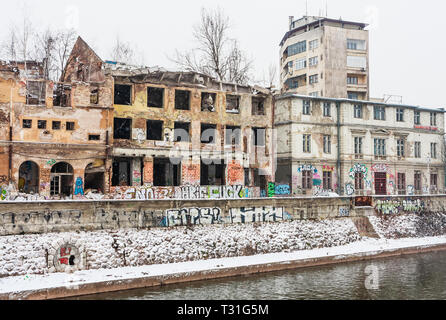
[84,161,105,193]
[50,162,74,196]
[18,161,39,194]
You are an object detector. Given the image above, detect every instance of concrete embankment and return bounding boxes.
[2,236,446,300]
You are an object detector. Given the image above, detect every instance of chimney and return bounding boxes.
[289,16,294,30]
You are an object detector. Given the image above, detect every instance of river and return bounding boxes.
[71,250,446,300]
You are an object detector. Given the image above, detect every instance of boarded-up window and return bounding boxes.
[26,81,46,105]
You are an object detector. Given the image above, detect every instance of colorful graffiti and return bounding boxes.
[322,165,334,172]
[371,164,389,173]
[345,183,355,196]
[355,196,373,207]
[46,159,56,166]
[0,175,8,184]
[313,186,331,197]
[407,185,414,196]
[375,199,424,215]
[312,172,322,186]
[74,177,84,196]
[339,208,350,217]
[267,182,275,197]
[297,165,317,174]
[53,244,80,272]
[349,164,368,180]
[275,184,291,195]
[0,186,8,201]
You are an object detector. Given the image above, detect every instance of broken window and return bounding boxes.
[252,127,266,146]
[112,158,132,187]
[23,119,32,129]
[66,122,75,131]
[50,162,74,196]
[147,87,164,108]
[147,120,163,141]
[53,83,71,107]
[175,90,190,110]
[113,118,132,140]
[114,84,132,105]
[88,135,100,141]
[201,92,216,112]
[26,81,46,105]
[52,121,61,130]
[84,163,105,193]
[201,160,225,186]
[201,124,217,144]
[252,97,265,115]
[154,158,181,187]
[38,120,47,129]
[225,126,241,145]
[174,122,190,142]
[90,87,99,105]
[226,95,240,113]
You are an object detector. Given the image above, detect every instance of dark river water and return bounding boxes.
[72,250,446,300]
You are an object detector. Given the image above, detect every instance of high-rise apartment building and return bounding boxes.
[280,16,369,100]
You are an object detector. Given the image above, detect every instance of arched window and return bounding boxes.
[50,162,74,196]
[18,161,39,194]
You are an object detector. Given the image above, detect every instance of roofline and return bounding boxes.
[280,17,368,46]
[275,93,446,113]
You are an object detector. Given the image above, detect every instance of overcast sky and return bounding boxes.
[1,0,445,108]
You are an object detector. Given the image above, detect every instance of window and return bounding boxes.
[430,113,437,126]
[397,173,406,194]
[431,174,438,190]
[309,39,319,50]
[414,172,422,191]
[113,118,132,140]
[397,139,405,157]
[174,122,190,142]
[302,170,312,189]
[38,120,47,129]
[323,102,331,117]
[201,92,217,112]
[309,74,318,84]
[252,128,266,146]
[323,171,332,190]
[431,143,437,159]
[347,56,367,68]
[309,56,318,67]
[396,108,404,122]
[226,95,240,113]
[354,104,363,119]
[66,122,75,131]
[52,121,61,130]
[309,92,319,97]
[201,124,216,144]
[90,87,99,105]
[252,97,265,115]
[147,120,163,141]
[287,41,306,56]
[286,77,299,89]
[355,172,364,190]
[294,58,306,70]
[147,87,164,108]
[175,90,190,110]
[347,77,358,85]
[374,106,386,120]
[303,135,311,153]
[303,100,311,115]
[23,119,32,128]
[88,135,100,141]
[414,142,421,158]
[287,61,293,71]
[323,135,331,154]
[348,92,359,100]
[226,126,241,145]
[414,111,421,125]
[354,137,363,157]
[347,39,366,50]
[114,84,132,105]
[26,81,46,105]
[374,139,386,157]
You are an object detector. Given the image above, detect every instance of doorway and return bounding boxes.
[50,162,74,196]
[374,172,387,195]
[18,161,39,194]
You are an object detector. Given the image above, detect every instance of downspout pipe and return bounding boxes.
[336,102,342,195]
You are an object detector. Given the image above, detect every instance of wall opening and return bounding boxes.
[225,126,241,145]
[84,162,105,193]
[50,162,74,196]
[226,95,240,114]
[112,158,132,187]
[201,123,217,144]
[201,92,216,112]
[18,161,39,194]
[175,90,190,110]
[201,160,225,186]
[252,97,265,115]
[114,84,132,105]
[90,87,99,104]
[147,120,163,141]
[174,122,190,142]
[147,87,164,108]
[53,83,71,107]
[153,158,181,186]
[26,81,46,105]
[114,118,132,140]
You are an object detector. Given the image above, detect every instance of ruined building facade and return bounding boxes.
[275,94,445,196]
[0,37,274,200]
[280,16,369,100]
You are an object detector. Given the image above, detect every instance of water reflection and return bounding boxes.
[71,251,446,300]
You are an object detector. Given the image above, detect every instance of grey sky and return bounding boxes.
[1,0,445,108]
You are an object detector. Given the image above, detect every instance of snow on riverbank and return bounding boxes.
[0,219,360,278]
[2,235,446,296]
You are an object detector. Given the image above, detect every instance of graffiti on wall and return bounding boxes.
[46,159,56,166]
[74,177,84,196]
[0,186,8,200]
[275,184,291,196]
[297,165,317,174]
[345,183,355,196]
[339,208,350,217]
[349,164,368,180]
[312,172,322,186]
[267,182,275,197]
[407,185,414,196]
[312,186,331,197]
[112,185,261,200]
[228,207,290,224]
[322,165,334,172]
[375,199,425,215]
[165,207,222,226]
[371,164,389,173]
[53,244,81,272]
[0,175,8,184]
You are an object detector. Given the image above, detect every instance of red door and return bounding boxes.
[375,172,387,195]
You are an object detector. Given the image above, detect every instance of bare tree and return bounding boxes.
[171,7,252,85]
[110,36,135,64]
[267,63,277,89]
[0,28,18,62]
[54,29,77,81]
[33,28,57,79]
